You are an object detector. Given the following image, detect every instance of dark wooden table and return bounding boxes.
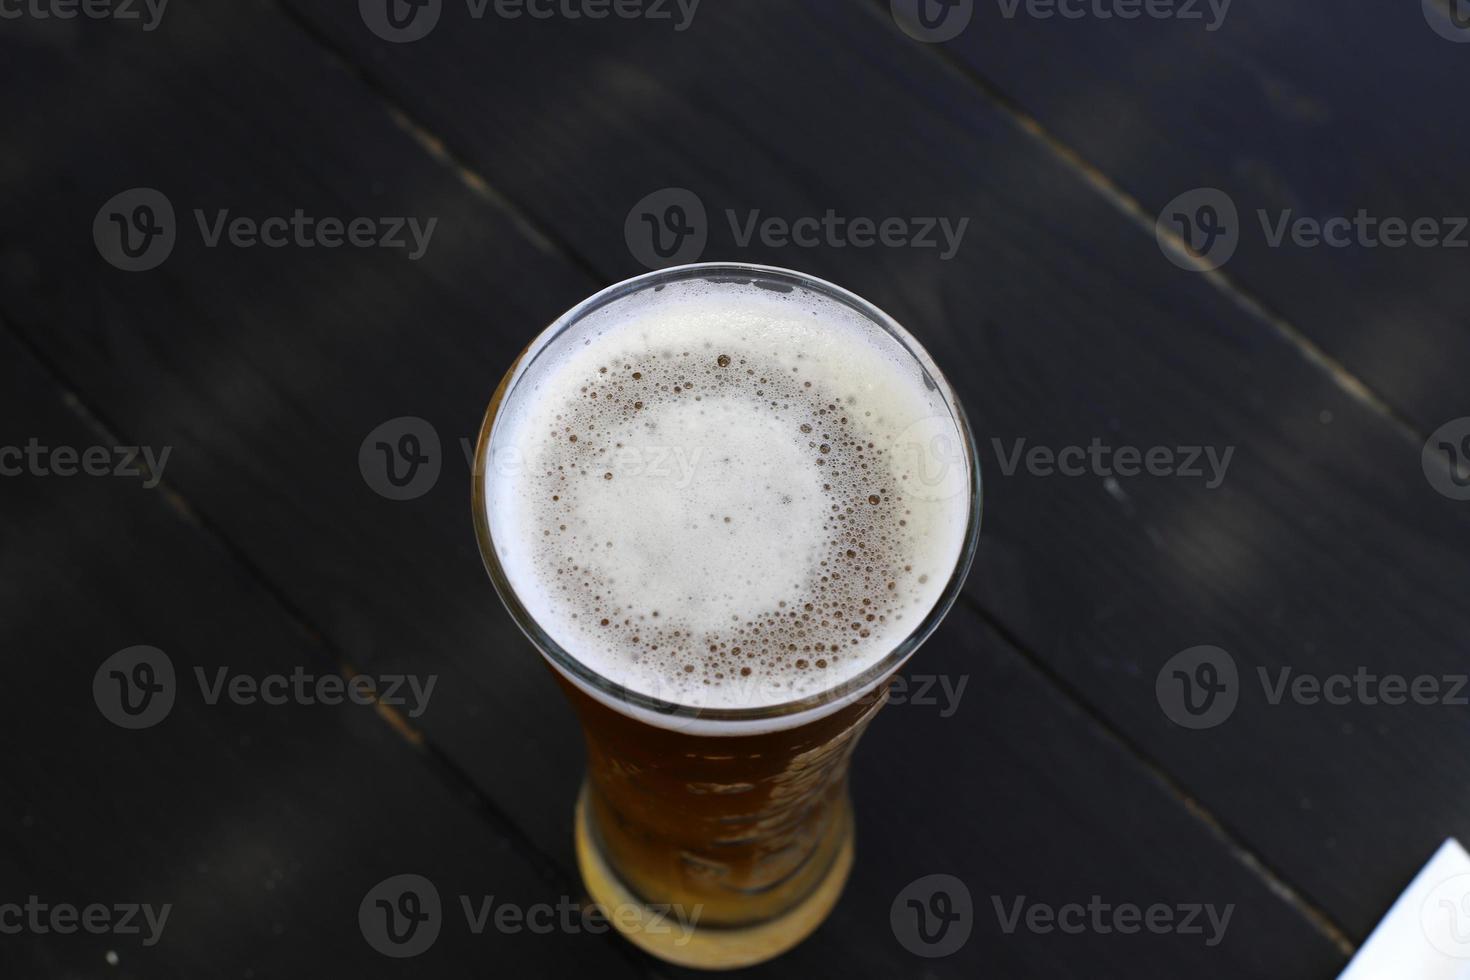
[4,1,1469,976]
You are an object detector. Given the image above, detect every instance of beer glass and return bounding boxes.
[472,263,981,968]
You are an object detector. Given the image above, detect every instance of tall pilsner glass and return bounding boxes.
[472,264,980,969]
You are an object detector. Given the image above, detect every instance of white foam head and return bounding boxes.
[482,267,975,733]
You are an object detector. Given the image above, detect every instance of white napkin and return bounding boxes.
[1339,839,1470,979]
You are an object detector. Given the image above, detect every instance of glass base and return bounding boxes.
[573,781,854,970]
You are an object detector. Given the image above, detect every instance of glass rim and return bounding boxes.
[471,262,982,728]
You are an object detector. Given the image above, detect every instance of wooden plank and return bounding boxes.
[267,0,1470,941]
[0,3,1351,976]
[919,0,1470,428]
[834,603,1346,976]
[0,334,1343,977]
[0,0,603,888]
[0,328,646,978]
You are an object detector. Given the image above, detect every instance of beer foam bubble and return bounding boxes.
[486,276,970,716]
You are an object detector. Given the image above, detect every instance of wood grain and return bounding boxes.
[1,0,1462,975]
[273,0,1470,941]
[0,327,647,978]
[923,0,1470,428]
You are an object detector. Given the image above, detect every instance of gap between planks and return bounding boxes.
[957,592,1357,957]
[854,0,1428,451]
[0,316,591,901]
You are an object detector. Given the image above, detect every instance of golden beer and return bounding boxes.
[473,264,979,968]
